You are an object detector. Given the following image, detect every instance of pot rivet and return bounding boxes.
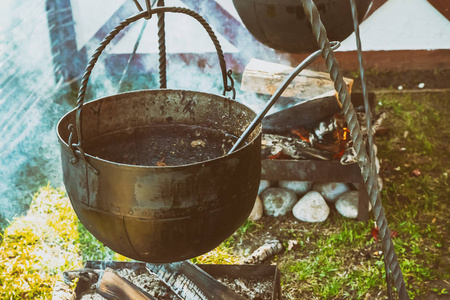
[128,210,134,215]
[82,196,87,203]
[142,211,147,216]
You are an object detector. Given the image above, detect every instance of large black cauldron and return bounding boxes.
[233,0,373,53]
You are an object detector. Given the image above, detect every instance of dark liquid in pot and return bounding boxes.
[83,124,239,166]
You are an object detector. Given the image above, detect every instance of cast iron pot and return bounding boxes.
[56,7,261,263]
[57,89,261,262]
[232,0,373,53]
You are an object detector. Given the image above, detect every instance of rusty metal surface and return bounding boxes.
[57,89,261,262]
[262,159,360,182]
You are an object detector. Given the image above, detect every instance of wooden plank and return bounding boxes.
[241,58,353,100]
[46,0,87,83]
[427,0,450,21]
[285,49,450,71]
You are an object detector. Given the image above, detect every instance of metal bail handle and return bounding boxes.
[72,6,232,154]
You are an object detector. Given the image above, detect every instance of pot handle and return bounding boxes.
[72,6,233,157]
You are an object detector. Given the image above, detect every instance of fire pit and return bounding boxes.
[69,261,281,300]
[260,93,376,221]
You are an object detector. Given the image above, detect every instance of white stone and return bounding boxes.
[278,180,313,196]
[313,182,351,203]
[335,191,372,219]
[258,180,271,194]
[248,195,263,221]
[292,191,330,223]
[260,188,297,217]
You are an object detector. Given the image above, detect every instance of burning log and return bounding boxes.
[243,239,284,264]
[97,268,156,300]
[146,261,247,300]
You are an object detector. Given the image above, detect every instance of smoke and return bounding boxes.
[0,0,283,231]
[0,0,70,230]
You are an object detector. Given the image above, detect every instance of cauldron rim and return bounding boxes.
[57,88,262,171]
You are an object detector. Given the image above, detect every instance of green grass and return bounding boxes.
[0,185,128,298]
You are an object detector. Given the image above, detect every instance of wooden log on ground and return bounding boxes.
[146,261,247,300]
[243,239,284,264]
[241,58,353,100]
[97,268,156,300]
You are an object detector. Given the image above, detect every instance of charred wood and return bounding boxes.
[97,268,156,300]
[262,134,333,161]
[146,261,247,300]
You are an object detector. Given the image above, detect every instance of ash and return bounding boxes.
[79,268,179,300]
[78,267,273,300]
[215,276,274,300]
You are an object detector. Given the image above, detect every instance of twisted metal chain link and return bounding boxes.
[157,0,167,88]
[299,0,409,299]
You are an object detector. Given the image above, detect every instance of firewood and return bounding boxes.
[146,261,247,300]
[51,281,76,300]
[97,268,156,300]
[241,58,353,100]
[243,239,284,264]
[262,133,333,161]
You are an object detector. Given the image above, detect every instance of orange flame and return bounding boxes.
[291,128,310,142]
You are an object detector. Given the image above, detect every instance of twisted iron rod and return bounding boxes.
[157,0,167,88]
[349,1,393,298]
[299,0,409,299]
